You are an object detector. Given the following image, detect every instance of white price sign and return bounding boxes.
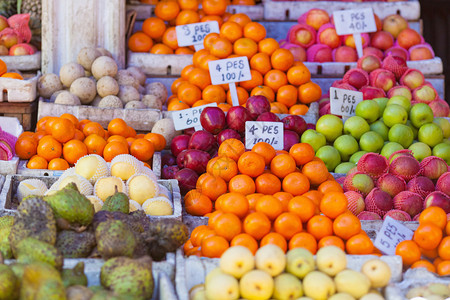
[172,103,218,131]
[330,87,363,117]
[208,56,252,85]
[245,121,284,150]
[175,21,220,48]
[333,8,377,35]
[374,216,414,256]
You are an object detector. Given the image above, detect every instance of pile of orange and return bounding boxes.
[183,140,376,258]
[396,206,450,276]
[0,59,24,80]
[167,18,321,114]
[15,114,166,170]
[128,0,255,55]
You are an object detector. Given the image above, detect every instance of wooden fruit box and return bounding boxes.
[37,98,162,132]
[41,0,127,74]
[0,74,39,103]
[0,175,182,222]
[0,99,37,131]
[175,249,403,300]
[126,2,264,21]
[0,52,41,72]
[263,0,421,21]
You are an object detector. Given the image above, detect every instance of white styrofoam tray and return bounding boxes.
[0,73,39,103]
[0,117,23,175]
[0,52,41,71]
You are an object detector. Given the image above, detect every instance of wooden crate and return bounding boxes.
[0,99,37,131]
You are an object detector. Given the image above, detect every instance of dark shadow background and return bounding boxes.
[419,0,450,102]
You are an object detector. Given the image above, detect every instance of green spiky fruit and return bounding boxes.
[0,263,18,300]
[100,256,153,300]
[20,262,65,300]
[44,183,95,230]
[0,216,14,259]
[62,262,88,288]
[101,189,129,214]
[15,237,63,271]
[55,230,96,258]
[95,219,136,259]
[9,196,57,256]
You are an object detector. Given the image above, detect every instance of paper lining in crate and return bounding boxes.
[0,52,41,72]
[17,151,163,179]
[174,249,403,300]
[263,0,421,21]
[37,98,162,132]
[5,253,178,300]
[0,73,39,103]
[0,174,182,221]
[0,117,23,175]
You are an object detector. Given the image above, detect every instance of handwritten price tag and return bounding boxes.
[245,121,284,150]
[330,87,363,117]
[172,103,218,131]
[333,8,377,36]
[176,21,220,47]
[374,216,414,256]
[209,56,252,85]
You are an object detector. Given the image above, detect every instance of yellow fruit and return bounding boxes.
[126,174,159,205]
[129,200,142,212]
[110,154,143,181]
[93,176,127,201]
[86,195,103,212]
[75,154,109,184]
[58,174,93,195]
[142,196,173,216]
[17,179,48,202]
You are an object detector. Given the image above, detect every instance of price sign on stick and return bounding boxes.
[176,21,219,51]
[209,56,252,106]
[245,121,284,150]
[330,87,363,117]
[172,103,218,131]
[333,8,377,58]
[374,216,414,256]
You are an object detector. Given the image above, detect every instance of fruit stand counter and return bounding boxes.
[263,0,421,21]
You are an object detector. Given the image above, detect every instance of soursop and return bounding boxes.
[100,256,153,300]
[9,196,57,255]
[101,189,129,214]
[15,237,63,270]
[44,182,95,231]
[0,216,14,259]
[20,262,65,300]
[0,259,19,300]
[56,230,96,258]
[95,219,136,259]
[62,262,88,288]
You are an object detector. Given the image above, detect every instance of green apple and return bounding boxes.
[434,117,450,138]
[205,271,240,300]
[370,120,389,141]
[361,259,391,288]
[316,115,344,143]
[316,145,342,172]
[255,244,286,277]
[418,123,444,147]
[406,120,418,140]
[359,131,384,153]
[303,271,336,300]
[334,270,371,299]
[408,142,432,161]
[343,116,370,140]
[409,102,434,128]
[316,246,347,276]
[382,104,408,127]
[329,293,357,300]
[334,162,356,174]
[380,142,404,160]
[432,142,450,164]
[333,135,359,162]
[355,100,380,124]
[273,273,303,299]
[220,246,255,279]
[349,151,368,164]
[301,129,327,152]
[373,97,389,115]
[387,95,411,113]
[388,124,414,148]
[239,270,274,300]
[286,248,315,279]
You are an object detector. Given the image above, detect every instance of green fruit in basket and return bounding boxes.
[44,183,95,230]
[95,219,136,260]
[383,104,408,127]
[61,262,88,288]
[301,129,327,152]
[316,145,341,172]
[388,124,414,148]
[409,102,434,128]
[343,116,370,140]
[9,196,57,256]
[333,135,359,162]
[100,256,153,300]
[434,117,450,139]
[433,143,450,165]
[373,97,389,115]
[380,142,404,160]
[359,131,384,153]
[408,142,432,162]
[55,230,96,259]
[387,95,411,113]
[418,123,444,147]
[21,262,65,300]
[334,162,356,174]
[406,120,419,140]
[316,115,344,143]
[355,100,380,124]
[370,120,389,141]
[349,151,368,164]
[15,237,63,271]
[101,187,129,214]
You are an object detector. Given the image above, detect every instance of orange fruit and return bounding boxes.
[289,143,315,166]
[270,102,289,114]
[202,0,227,16]
[255,173,281,195]
[413,223,443,250]
[298,81,322,104]
[210,156,238,182]
[60,113,79,128]
[287,64,311,86]
[219,192,249,219]
[155,0,180,21]
[83,122,105,138]
[258,38,279,56]
[261,232,288,253]
[228,174,256,196]
[188,67,212,90]
[289,104,309,115]
[273,191,293,212]
[15,136,38,159]
[201,235,229,258]
[108,119,129,137]
[202,85,226,104]
[200,174,228,201]
[395,240,421,266]
[1,72,23,79]
[255,195,283,221]
[239,70,263,91]
[250,53,272,76]
[201,15,223,27]
[276,85,298,108]
[288,196,315,223]
[251,142,276,165]
[346,233,374,255]
[130,138,155,161]
[318,236,345,251]
[213,213,242,241]
[175,10,200,25]
[226,86,249,106]
[128,32,153,52]
[231,233,258,255]
[438,236,450,260]
[50,118,75,143]
[150,44,174,54]
[0,59,6,76]
[243,22,266,42]
[251,85,275,102]
[274,212,303,240]
[142,17,166,39]
[228,13,251,27]
[419,206,447,229]
[320,192,348,219]
[177,83,202,106]
[302,160,329,185]
[282,172,310,196]
[437,260,450,276]
[27,155,48,169]
[243,212,271,240]
[220,21,243,43]
[233,37,258,60]
[237,151,265,178]
[264,70,287,92]
[210,37,234,58]
[333,213,361,240]
[185,191,213,216]
[162,27,179,50]
[271,48,294,72]
[37,136,62,162]
[411,260,436,273]
[307,215,333,240]
[289,232,318,254]
[62,140,87,165]
[270,153,296,178]
[48,158,69,170]
[83,134,107,155]
[218,138,245,161]
[103,141,129,162]
[246,193,264,211]
[144,133,166,151]
[318,180,343,194]
[177,0,198,11]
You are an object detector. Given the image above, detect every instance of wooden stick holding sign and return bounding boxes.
[175,21,220,51]
[333,8,377,58]
[208,56,252,107]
